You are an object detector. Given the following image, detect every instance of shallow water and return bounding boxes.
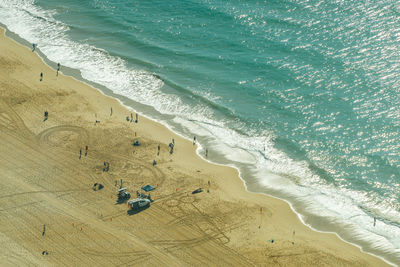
[1,0,399,264]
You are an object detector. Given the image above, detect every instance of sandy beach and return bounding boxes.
[0,27,391,266]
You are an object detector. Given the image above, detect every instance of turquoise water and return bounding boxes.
[1,0,399,263]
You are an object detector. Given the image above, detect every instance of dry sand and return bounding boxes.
[0,27,390,266]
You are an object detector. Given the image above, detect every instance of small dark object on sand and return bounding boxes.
[93,183,104,191]
[133,140,140,146]
[192,188,203,194]
[141,184,156,192]
[42,251,48,255]
[43,111,48,122]
[103,162,110,172]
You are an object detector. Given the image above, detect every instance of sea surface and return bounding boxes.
[1,0,399,264]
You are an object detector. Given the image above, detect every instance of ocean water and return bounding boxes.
[1,0,399,264]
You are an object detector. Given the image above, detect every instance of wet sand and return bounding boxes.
[0,27,390,266]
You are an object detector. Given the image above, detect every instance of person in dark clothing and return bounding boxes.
[56,63,60,76]
[44,111,48,122]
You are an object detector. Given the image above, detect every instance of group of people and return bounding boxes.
[103,161,110,172]
[136,191,153,202]
[79,146,89,159]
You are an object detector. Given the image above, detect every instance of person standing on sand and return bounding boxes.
[135,113,138,123]
[157,145,160,156]
[130,113,133,122]
[32,43,36,52]
[85,145,88,156]
[42,224,46,236]
[40,72,43,82]
[193,136,196,145]
[56,63,60,76]
[43,111,48,122]
[110,107,113,116]
[79,149,82,159]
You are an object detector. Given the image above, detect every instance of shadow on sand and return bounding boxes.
[115,199,129,205]
[127,205,150,216]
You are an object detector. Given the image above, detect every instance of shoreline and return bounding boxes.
[2,22,399,265]
[0,25,396,266]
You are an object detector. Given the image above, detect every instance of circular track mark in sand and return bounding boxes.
[179,195,196,204]
[164,199,180,208]
[37,125,89,148]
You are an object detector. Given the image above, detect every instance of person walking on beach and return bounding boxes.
[40,72,43,82]
[130,113,133,122]
[135,113,138,123]
[110,107,113,116]
[56,63,60,76]
[157,145,160,156]
[85,145,88,156]
[193,136,196,145]
[374,217,376,227]
[43,111,48,122]
[42,224,46,236]
[103,161,109,172]
[79,148,82,159]
[205,148,208,157]
[292,230,295,245]
[32,43,36,52]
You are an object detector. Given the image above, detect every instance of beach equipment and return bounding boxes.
[117,187,131,202]
[128,198,151,210]
[92,183,104,191]
[133,140,140,146]
[192,188,203,194]
[141,184,155,192]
